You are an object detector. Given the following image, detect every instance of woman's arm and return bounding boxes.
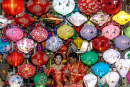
[43,65,53,77]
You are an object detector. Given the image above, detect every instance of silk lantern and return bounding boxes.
[80,25,97,40]
[34,73,47,87]
[92,36,110,52]
[81,51,98,66]
[92,62,110,77]
[78,0,99,15]
[102,25,120,40]
[17,38,34,53]
[45,36,63,52]
[6,51,24,67]
[124,51,130,63]
[2,0,24,16]
[103,49,120,64]
[125,27,130,38]
[31,26,48,42]
[74,37,83,50]
[0,15,11,28]
[126,72,130,84]
[114,35,130,50]
[6,27,23,42]
[83,74,97,87]
[53,0,75,16]
[57,24,74,40]
[9,75,23,87]
[115,59,130,78]
[27,0,49,16]
[100,0,122,14]
[105,72,120,87]
[18,64,36,79]
[113,11,130,25]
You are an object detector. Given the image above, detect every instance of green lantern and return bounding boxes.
[81,51,98,66]
[34,73,47,87]
[125,27,130,38]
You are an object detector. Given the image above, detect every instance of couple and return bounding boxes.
[43,52,85,87]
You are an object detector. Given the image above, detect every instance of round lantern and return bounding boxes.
[57,24,74,40]
[9,75,23,87]
[27,0,49,16]
[17,38,34,53]
[18,64,36,79]
[6,27,23,42]
[53,0,75,16]
[83,74,97,87]
[105,72,120,87]
[34,73,47,87]
[103,49,120,64]
[124,51,130,64]
[126,72,130,84]
[6,51,24,67]
[78,0,99,15]
[74,37,83,50]
[31,26,48,42]
[45,36,63,52]
[0,15,11,28]
[125,27,130,38]
[2,0,24,16]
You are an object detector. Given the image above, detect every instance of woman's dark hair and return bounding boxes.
[54,53,63,59]
[68,52,78,60]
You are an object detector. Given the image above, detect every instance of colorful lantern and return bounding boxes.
[125,27,130,38]
[105,72,120,87]
[92,62,110,77]
[17,38,34,53]
[31,26,48,42]
[80,25,97,40]
[124,51,130,64]
[83,74,97,87]
[81,51,98,66]
[112,11,130,25]
[115,59,130,78]
[6,27,23,42]
[74,37,83,50]
[27,0,49,16]
[78,0,99,15]
[126,72,130,84]
[103,49,120,64]
[114,35,130,50]
[2,0,24,16]
[92,36,110,52]
[9,75,23,87]
[57,24,74,40]
[18,64,36,79]
[53,0,75,16]
[34,73,47,87]
[0,15,11,28]
[45,36,63,52]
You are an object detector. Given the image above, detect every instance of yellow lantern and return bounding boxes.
[112,11,130,25]
[74,37,83,49]
[57,24,74,40]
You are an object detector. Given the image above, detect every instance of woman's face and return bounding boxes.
[69,57,76,64]
[55,55,62,64]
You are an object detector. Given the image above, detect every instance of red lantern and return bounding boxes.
[77,0,99,15]
[92,36,110,52]
[27,0,49,16]
[18,64,36,79]
[2,0,24,16]
[6,51,24,67]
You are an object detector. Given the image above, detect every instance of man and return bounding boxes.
[63,52,85,87]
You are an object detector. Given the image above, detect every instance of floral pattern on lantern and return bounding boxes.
[0,15,11,28]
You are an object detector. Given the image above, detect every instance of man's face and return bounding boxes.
[69,57,76,64]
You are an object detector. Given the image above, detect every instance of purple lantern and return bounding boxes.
[80,25,97,40]
[115,35,130,50]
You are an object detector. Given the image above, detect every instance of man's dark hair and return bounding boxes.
[54,53,63,59]
[68,52,78,60]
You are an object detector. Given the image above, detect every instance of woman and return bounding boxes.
[43,53,65,87]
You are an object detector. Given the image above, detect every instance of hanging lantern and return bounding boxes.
[18,64,36,79]
[83,74,97,87]
[126,72,130,84]
[105,72,120,87]
[53,0,75,16]
[103,49,120,64]
[125,27,130,38]
[124,51,130,64]
[0,15,11,28]
[17,38,34,53]
[34,73,47,87]
[2,0,24,16]
[9,75,23,87]
[74,37,83,50]
[27,0,49,16]
[112,11,130,25]
[115,59,130,78]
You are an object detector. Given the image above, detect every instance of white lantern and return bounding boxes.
[83,74,97,87]
[79,41,93,52]
[53,0,75,16]
[103,49,120,64]
[0,15,11,28]
[105,72,119,87]
[67,12,87,26]
[115,59,130,78]
[124,51,130,63]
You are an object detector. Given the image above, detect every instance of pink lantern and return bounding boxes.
[126,72,130,84]
[6,27,23,42]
